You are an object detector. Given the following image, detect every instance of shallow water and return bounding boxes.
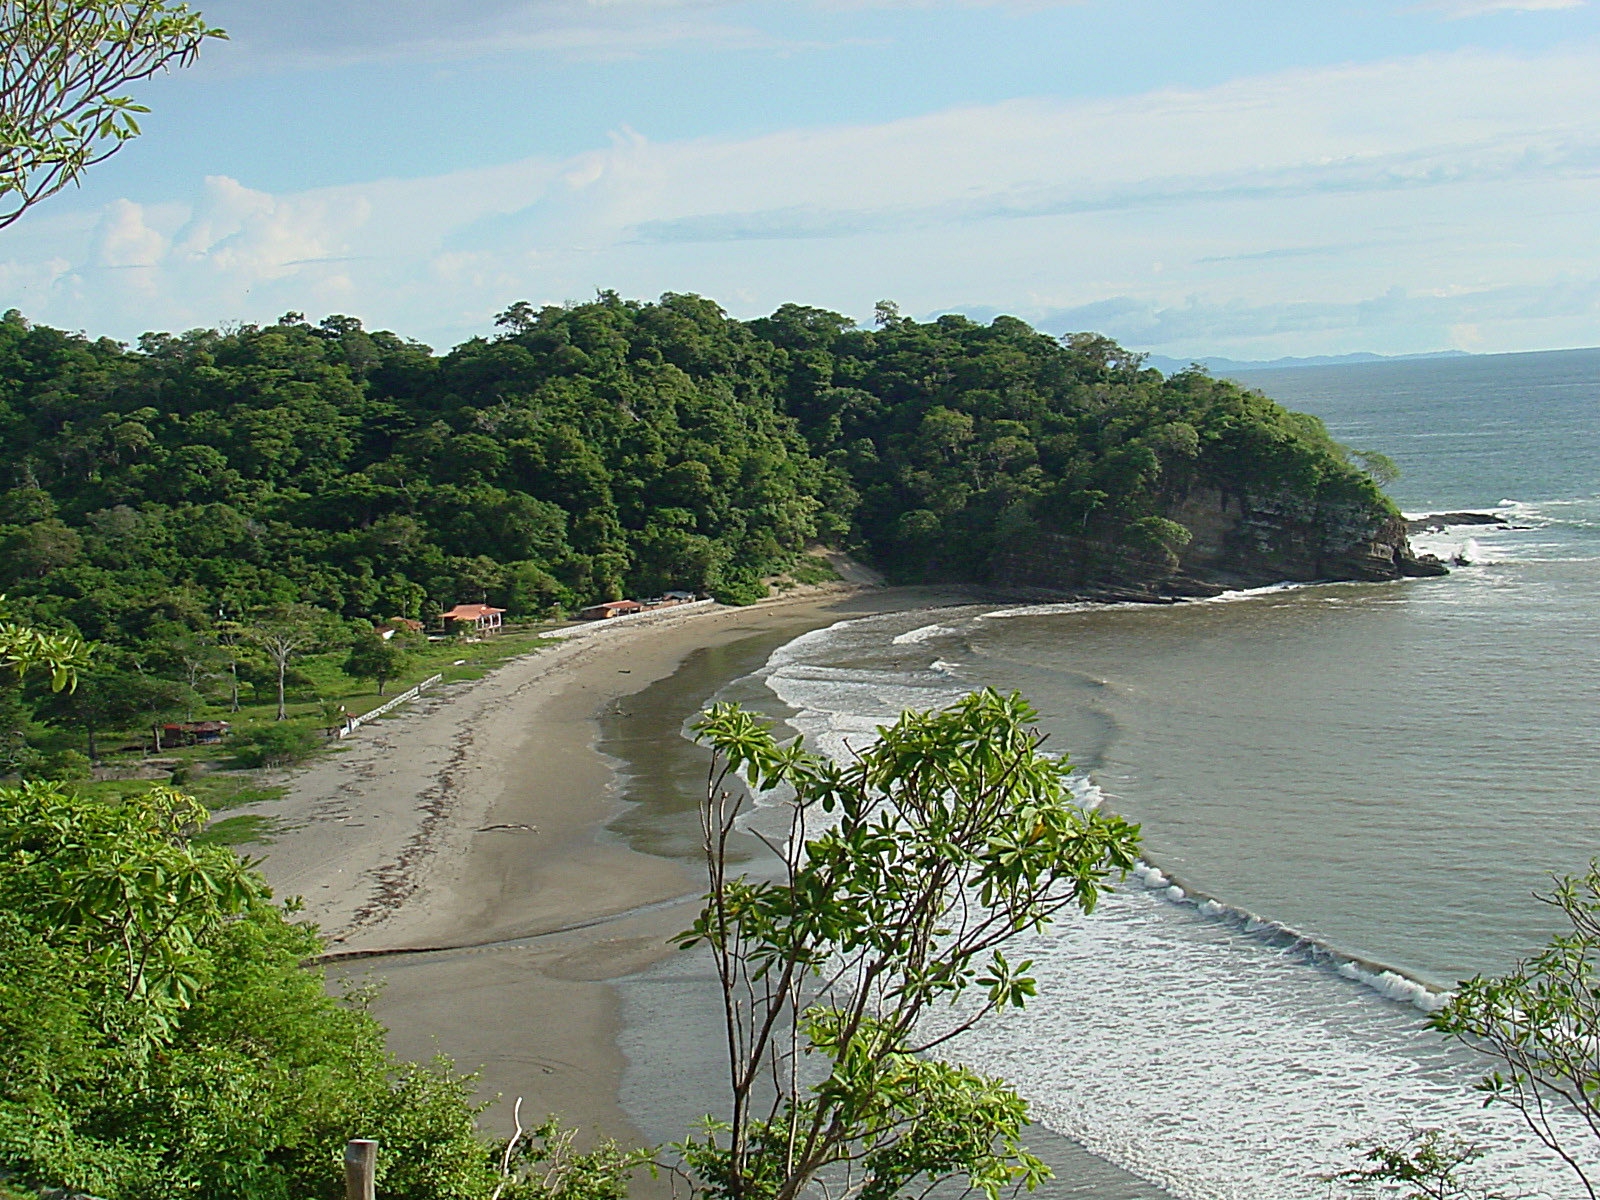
[601,613,1170,1198]
[703,349,1600,1197]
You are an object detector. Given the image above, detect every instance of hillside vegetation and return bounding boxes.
[0,293,1396,650]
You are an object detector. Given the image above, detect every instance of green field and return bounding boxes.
[26,626,561,843]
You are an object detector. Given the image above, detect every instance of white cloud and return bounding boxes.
[1421,0,1582,16]
[91,201,168,270]
[8,46,1600,355]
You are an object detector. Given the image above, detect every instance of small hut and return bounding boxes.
[440,603,505,634]
[578,600,644,620]
[160,720,231,746]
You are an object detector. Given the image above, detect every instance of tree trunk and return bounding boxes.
[230,662,240,712]
[276,659,288,720]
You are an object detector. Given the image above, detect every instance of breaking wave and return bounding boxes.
[719,601,1595,1198]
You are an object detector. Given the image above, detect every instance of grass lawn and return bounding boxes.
[192,813,279,847]
[28,624,563,844]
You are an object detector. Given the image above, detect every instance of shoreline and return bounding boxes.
[246,578,1171,1197]
[245,582,973,1142]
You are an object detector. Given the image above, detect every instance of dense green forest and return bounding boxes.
[0,291,1391,656]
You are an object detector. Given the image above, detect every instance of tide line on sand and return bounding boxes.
[245,583,954,1141]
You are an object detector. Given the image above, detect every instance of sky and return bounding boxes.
[5,0,1600,359]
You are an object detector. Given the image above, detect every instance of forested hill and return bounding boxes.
[0,293,1430,647]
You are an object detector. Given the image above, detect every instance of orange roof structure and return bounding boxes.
[579,599,645,619]
[440,604,505,621]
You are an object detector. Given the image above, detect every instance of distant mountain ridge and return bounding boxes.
[1144,349,1473,376]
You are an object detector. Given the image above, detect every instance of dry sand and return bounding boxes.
[241,580,1169,1200]
[241,583,965,1143]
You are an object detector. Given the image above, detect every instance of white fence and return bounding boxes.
[333,600,715,739]
[546,597,716,640]
[337,673,444,739]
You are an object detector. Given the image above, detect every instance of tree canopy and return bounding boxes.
[0,297,1391,659]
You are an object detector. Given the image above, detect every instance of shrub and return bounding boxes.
[710,567,768,606]
[0,780,600,1200]
[232,722,321,769]
[788,556,841,585]
[36,748,92,781]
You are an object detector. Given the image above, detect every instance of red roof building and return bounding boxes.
[440,603,505,633]
[578,600,644,620]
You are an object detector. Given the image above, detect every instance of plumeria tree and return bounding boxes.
[1432,863,1600,1199]
[0,0,224,228]
[675,689,1141,1200]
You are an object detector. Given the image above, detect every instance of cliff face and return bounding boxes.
[991,487,1446,599]
[1168,487,1447,585]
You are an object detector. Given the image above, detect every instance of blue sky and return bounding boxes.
[6,0,1600,358]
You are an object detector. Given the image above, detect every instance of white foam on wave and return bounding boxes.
[981,582,1306,624]
[892,622,952,645]
[960,886,1590,1200]
[752,613,974,795]
[1136,864,1168,889]
[733,608,1595,1197]
[1197,581,1305,604]
[1409,529,1502,565]
[763,617,865,671]
[1337,960,1446,1011]
[1067,771,1106,811]
[982,600,1105,620]
[1133,859,1454,1016]
[1402,496,1600,565]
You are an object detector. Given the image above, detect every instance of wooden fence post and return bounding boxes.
[344,1138,377,1200]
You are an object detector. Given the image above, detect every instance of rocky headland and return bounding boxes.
[991,486,1448,601]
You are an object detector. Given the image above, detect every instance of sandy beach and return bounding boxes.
[237,579,1168,1199]
[241,582,969,1144]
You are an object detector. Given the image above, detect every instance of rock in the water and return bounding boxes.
[1406,511,1509,534]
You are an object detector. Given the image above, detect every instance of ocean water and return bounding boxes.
[708,348,1600,1198]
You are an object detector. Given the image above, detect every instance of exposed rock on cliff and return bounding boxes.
[991,487,1446,598]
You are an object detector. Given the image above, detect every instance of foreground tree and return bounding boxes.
[0,0,225,228]
[676,689,1141,1200]
[0,778,647,1200]
[0,782,461,1197]
[1433,863,1600,1198]
[1328,1128,1507,1200]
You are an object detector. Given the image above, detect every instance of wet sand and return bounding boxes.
[247,581,1166,1197]
[247,585,954,1141]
